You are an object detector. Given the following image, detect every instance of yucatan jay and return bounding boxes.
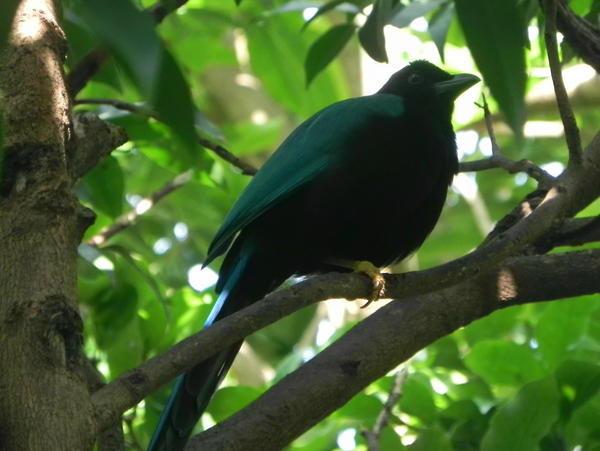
[149,60,479,450]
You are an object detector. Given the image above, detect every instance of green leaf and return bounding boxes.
[101,244,169,316]
[481,378,560,451]
[411,425,453,451]
[454,0,527,135]
[388,0,444,29]
[208,386,262,422]
[0,0,19,53]
[570,0,594,15]
[556,360,600,414]
[535,297,598,371]
[245,14,348,117]
[73,0,198,161]
[358,0,394,63]
[464,340,546,386]
[379,428,405,450]
[305,24,355,86]
[81,155,124,218]
[337,393,383,426]
[92,283,139,348]
[398,374,437,423]
[428,2,454,62]
[63,13,122,91]
[462,307,520,346]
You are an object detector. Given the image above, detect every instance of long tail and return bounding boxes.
[148,241,284,451]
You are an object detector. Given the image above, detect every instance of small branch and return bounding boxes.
[197,136,258,176]
[66,48,108,98]
[66,0,190,96]
[537,215,600,250]
[91,133,600,431]
[74,98,156,117]
[362,369,407,451]
[82,359,125,451]
[75,98,258,175]
[555,0,600,73]
[69,112,128,180]
[480,93,501,156]
[459,156,555,187]
[87,170,193,247]
[186,249,600,451]
[460,95,555,187]
[91,248,600,434]
[543,0,583,165]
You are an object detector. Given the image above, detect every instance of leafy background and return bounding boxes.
[49,0,600,449]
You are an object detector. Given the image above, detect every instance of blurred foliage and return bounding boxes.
[54,0,600,449]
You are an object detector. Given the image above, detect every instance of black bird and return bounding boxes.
[149,60,479,450]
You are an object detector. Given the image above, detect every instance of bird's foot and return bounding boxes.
[325,259,385,307]
[352,261,385,308]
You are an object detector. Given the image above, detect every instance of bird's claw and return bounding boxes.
[353,261,385,308]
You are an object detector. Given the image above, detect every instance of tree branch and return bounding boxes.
[459,95,556,188]
[555,0,600,72]
[459,156,555,187]
[91,129,600,432]
[87,170,193,247]
[91,247,600,434]
[68,112,128,180]
[187,248,600,450]
[543,0,583,165]
[0,1,96,448]
[362,369,407,451]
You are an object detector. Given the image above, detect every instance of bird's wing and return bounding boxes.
[205,94,405,265]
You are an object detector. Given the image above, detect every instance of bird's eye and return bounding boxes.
[408,73,423,85]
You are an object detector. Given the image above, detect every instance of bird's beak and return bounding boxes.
[434,73,480,98]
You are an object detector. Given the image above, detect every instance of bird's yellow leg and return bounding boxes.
[326,258,385,308]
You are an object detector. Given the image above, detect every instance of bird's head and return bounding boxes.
[378,60,479,105]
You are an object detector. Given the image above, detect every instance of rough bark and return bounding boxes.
[187,250,600,451]
[0,1,97,449]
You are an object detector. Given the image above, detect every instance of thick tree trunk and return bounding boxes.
[0,1,95,448]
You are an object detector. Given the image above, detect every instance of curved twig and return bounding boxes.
[543,0,583,165]
[87,170,193,247]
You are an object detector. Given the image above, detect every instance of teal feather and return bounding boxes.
[205,94,405,265]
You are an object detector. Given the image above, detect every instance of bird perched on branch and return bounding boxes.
[149,60,479,450]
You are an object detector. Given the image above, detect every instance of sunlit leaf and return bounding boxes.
[465,340,546,386]
[411,425,453,451]
[455,0,527,135]
[208,386,262,422]
[358,0,394,63]
[399,374,437,423]
[481,378,560,451]
[535,297,599,370]
[81,155,124,218]
[101,244,169,315]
